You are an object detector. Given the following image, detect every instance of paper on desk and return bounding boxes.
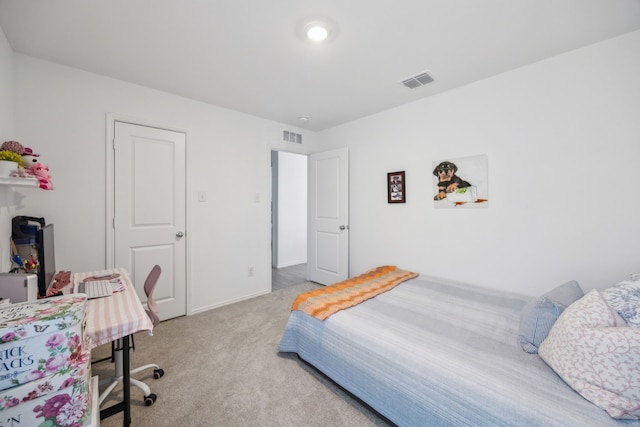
[109,279,126,293]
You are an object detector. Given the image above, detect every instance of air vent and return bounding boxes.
[400,71,434,89]
[283,130,302,144]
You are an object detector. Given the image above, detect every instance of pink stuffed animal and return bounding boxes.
[30,163,54,190]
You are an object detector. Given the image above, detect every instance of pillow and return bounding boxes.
[538,290,640,420]
[518,280,583,353]
[601,276,640,328]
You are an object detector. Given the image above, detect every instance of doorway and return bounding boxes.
[110,119,187,320]
[307,147,349,284]
[271,150,307,290]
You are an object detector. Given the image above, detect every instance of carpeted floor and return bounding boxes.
[95,282,392,427]
[272,263,307,291]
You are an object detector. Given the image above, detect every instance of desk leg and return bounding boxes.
[99,336,132,426]
[122,335,131,426]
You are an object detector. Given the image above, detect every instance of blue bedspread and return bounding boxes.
[278,275,640,426]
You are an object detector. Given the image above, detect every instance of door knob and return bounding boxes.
[339,225,347,230]
[176,231,184,238]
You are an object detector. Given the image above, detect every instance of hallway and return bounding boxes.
[272,263,307,291]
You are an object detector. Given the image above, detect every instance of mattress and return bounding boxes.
[278,275,639,426]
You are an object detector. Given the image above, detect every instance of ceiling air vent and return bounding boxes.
[283,130,302,144]
[401,71,434,89]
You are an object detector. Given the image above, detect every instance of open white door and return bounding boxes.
[113,121,187,320]
[308,148,349,285]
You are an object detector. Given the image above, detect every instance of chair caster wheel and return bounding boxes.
[144,393,157,406]
[153,368,164,379]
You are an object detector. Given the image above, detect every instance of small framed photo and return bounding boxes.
[387,171,405,203]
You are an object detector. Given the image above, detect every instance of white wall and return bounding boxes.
[318,30,640,295]
[275,151,307,268]
[0,26,16,272]
[9,53,317,313]
[0,27,12,141]
[4,23,638,309]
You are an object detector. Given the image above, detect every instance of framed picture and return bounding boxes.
[387,171,405,203]
[432,154,488,208]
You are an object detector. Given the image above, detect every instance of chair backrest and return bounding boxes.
[144,264,162,326]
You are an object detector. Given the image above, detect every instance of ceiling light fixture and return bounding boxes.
[305,23,328,42]
[296,16,338,44]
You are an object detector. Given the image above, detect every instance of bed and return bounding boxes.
[278,266,640,426]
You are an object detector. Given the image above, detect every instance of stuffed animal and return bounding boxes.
[30,163,54,190]
[1,140,24,155]
[21,147,40,168]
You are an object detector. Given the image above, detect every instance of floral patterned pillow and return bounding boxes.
[601,276,640,328]
[538,290,640,420]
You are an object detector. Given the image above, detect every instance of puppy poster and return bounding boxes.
[432,154,488,208]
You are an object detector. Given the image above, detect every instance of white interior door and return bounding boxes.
[113,121,186,320]
[308,148,349,285]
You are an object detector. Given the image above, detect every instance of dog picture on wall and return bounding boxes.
[432,155,488,208]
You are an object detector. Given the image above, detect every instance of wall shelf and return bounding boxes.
[0,176,38,187]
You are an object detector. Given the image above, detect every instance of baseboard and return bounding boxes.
[190,289,271,315]
[276,260,307,269]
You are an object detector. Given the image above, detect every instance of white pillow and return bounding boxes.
[538,290,640,420]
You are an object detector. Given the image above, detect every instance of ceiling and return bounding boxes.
[1,1,639,131]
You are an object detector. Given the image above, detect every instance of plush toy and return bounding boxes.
[30,163,54,190]
[1,140,24,155]
[21,147,40,168]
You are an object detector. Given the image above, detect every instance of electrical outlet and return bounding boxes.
[248,267,254,277]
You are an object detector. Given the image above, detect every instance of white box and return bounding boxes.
[0,274,38,303]
[0,294,87,391]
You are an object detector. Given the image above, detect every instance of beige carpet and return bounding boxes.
[94,282,392,427]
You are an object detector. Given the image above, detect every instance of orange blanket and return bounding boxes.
[292,266,418,320]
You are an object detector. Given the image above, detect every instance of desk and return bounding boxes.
[73,268,154,427]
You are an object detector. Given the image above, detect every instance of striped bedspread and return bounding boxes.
[279,274,634,426]
[291,265,418,320]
